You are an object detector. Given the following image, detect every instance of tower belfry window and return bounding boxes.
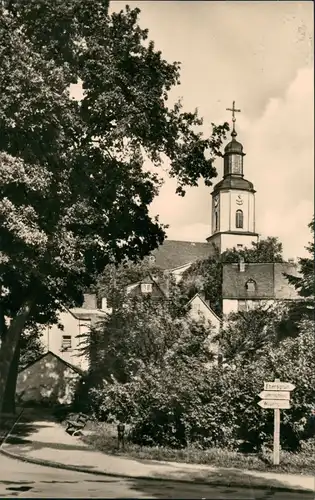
[236,209,243,229]
[215,212,219,231]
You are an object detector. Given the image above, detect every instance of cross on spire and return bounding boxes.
[226,101,241,137]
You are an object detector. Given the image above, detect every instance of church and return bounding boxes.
[151,102,259,274]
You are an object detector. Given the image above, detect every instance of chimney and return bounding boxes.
[239,256,245,272]
[101,297,107,310]
[82,293,97,309]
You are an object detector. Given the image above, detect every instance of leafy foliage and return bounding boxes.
[217,303,285,363]
[223,237,284,264]
[88,315,315,451]
[83,226,314,452]
[80,292,215,387]
[285,217,314,325]
[19,325,45,370]
[91,260,165,307]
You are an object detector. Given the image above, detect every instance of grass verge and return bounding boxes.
[82,422,315,477]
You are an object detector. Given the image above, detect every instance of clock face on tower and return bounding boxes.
[236,195,243,205]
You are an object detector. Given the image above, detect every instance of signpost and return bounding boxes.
[258,399,290,409]
[264,382,295,392]
[258,379,295,465]
[258,391,290,401]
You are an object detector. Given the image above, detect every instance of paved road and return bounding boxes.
[0,453,314,499]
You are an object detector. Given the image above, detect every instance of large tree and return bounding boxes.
[0,2,228,412]
[90,259,166,308]
[179,236,284,316]
[285,217,314,325]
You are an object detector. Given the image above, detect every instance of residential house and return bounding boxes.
[187,292,221,357]
[126,273,167,299]
[222,260,301,315]
[187,293,221,331]
[16,351,84,406]
[41,294,110,371]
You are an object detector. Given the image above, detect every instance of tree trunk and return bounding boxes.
[2,341,21,414]
[0,300,33,414]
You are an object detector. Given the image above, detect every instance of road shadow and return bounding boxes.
[124,471,315,499]
[5,435,89,453]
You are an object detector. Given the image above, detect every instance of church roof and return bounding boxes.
[222,262,300,300]
[224,138,244,154]
[213,176,255,193]
[151,240,213,270]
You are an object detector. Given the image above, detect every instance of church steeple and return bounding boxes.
[224,101,245,177]
[206,101,259,254]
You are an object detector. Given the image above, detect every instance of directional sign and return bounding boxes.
[258,399,290,409]
[259,391,290,400]
[264,382,295,392]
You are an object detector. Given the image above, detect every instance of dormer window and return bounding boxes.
[236,209,243,229]
[245,279,256,292]
[141,283,152,294]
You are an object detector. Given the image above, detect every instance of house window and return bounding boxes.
[215,211,219,231]
[236,209,243,229]
[141,283,152,294]
[61,335,72,350]
[238,300,247,312]
[245,279,256,292]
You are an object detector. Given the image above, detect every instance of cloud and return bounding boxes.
[245,66,314,258]
[150,66,313,259]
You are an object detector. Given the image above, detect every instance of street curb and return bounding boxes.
[0,446,312,494]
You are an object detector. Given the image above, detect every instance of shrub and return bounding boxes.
[89,320,315,452]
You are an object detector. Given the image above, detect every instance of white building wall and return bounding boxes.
[188,295,221,333]
[222,298,275,316]
[229,190,255,233]
[220,233,258,253]
[188,295,221,357]
[218,192,230,232]
[209,188,257,252]
[41,310,90,371]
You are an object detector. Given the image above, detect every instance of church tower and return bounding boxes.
[207,102,259,253]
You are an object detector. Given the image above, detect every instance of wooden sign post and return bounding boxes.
[274,405,280,466]
[258,378,295,465]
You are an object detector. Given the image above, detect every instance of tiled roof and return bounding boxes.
[69,308,107,321]
[151,240,214,270]
[274,263,300,300]
[19,350,85,375]
[213,176,255,194]
[126,273,167,298]
[222,262,300,300]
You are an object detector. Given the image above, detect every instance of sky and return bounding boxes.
[108,0,314,260]
[72,1,313,260]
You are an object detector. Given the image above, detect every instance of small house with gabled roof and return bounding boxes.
[16,351,84,406]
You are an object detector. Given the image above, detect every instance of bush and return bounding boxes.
[88,320,315,452]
